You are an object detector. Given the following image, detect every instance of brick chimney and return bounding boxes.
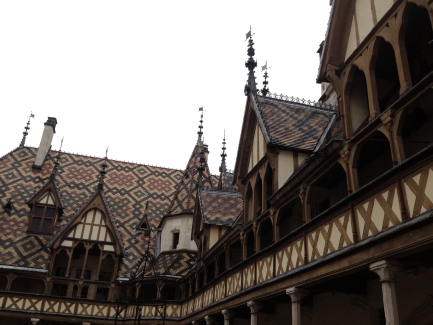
[33,117,57,169]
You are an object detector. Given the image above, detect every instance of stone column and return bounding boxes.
[286,287,308,325]
[247,300,263,325]
[205,315,216,325]
[370,260,402,325]
[221,309,235,325]
[30,319,40,325]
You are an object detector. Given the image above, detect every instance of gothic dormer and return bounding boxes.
[26,176,64,234]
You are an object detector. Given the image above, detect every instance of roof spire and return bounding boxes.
[197,147,206,189]
[97,147,109,190]
[244,26,257,96]
[50,137,64,180]
[261,61,270,96]
[197,107,204,146]
[219,130,227,174]
[19,112,35,148]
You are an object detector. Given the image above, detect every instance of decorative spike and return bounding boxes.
[51,137,64,179]
[244,26,257,96]
[261,61,270,97]
[197,107,204,146]
[19,112,35,148]
[219,131,227,173]
[97,148,109,190]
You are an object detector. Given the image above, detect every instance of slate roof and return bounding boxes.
[0,147,185,277]
[255,96,335,151]
[198,190,243,226]
[144,250,197,277]
[164,145,215,217]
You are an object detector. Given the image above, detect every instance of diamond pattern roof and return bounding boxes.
[256,96,335,151]
[199,190,243,226]
[0,147,185,277]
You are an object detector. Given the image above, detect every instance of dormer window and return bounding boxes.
[28,191,57,233]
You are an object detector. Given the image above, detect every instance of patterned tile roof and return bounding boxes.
[255,96,335,151]
[218,170,238,192]
[198,190,243,226]
[0,147,185,277]
[164,145,215,217]
[145,250,197,277]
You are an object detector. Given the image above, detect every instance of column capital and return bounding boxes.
[221,309,235,320]
[370,260,402,282]
[205,316,216,325]
[30,319,40,325]
[247,300,263,314]
[286,287,308,303]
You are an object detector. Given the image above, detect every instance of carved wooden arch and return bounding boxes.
[350,128,393,189]
[398,1,433,84]
[303,160,348,221]
[367,36,398,116]
[255,215,274,252]
[342,62,370,137]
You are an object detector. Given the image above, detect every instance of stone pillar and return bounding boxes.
[370,260,402,325]
[286,287,308,325]
[205,315,216,325]
[30,319,40,325]
[82,323,91,325]
[222,309,235,325]
[247,300,263,325]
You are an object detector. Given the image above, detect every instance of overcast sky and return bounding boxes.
[0,1,331,174]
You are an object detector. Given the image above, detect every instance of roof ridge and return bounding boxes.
[257,90,337,111]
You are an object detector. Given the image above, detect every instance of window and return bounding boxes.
[98,271,112,282]
[172,232,179,249]
[28,192,57,233]
[55,267,66,277]
[76,269,92,280]
[80,286,89,299]
[96,287,109,300]
[51,283,68,297]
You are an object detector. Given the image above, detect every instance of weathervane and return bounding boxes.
[261,61,270,96]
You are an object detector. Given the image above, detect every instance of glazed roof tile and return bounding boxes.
[145,250,197,277]
[255,96,335,151]
[0,147,184,277]
[199,190,243,226]
[164,145,214,217]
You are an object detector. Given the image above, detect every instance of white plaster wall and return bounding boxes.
[209,226,219,249]
[248,123,266,174]
[277,151,308,189]
[356,0,374,42]
[374,0,393,23]
[278,151,294,189]
[160,215,197,251]
[345,18,358,60]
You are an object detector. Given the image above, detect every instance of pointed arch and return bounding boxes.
[264,163,274,210]
[352,131,393,188]
[258,218,273,251]
[345,64,370,134]
[401,2,433,85]
[277,198,303,240]
[369,37,400,113]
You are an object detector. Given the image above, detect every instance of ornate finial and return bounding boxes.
[261,61,270,97]
[197,107,204,146]
[244,26,257,96]
[197,148,206,188]
[19,112,35,148]
[51,137,64,179]
[219,131,227,173]
[97,147,109,190]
